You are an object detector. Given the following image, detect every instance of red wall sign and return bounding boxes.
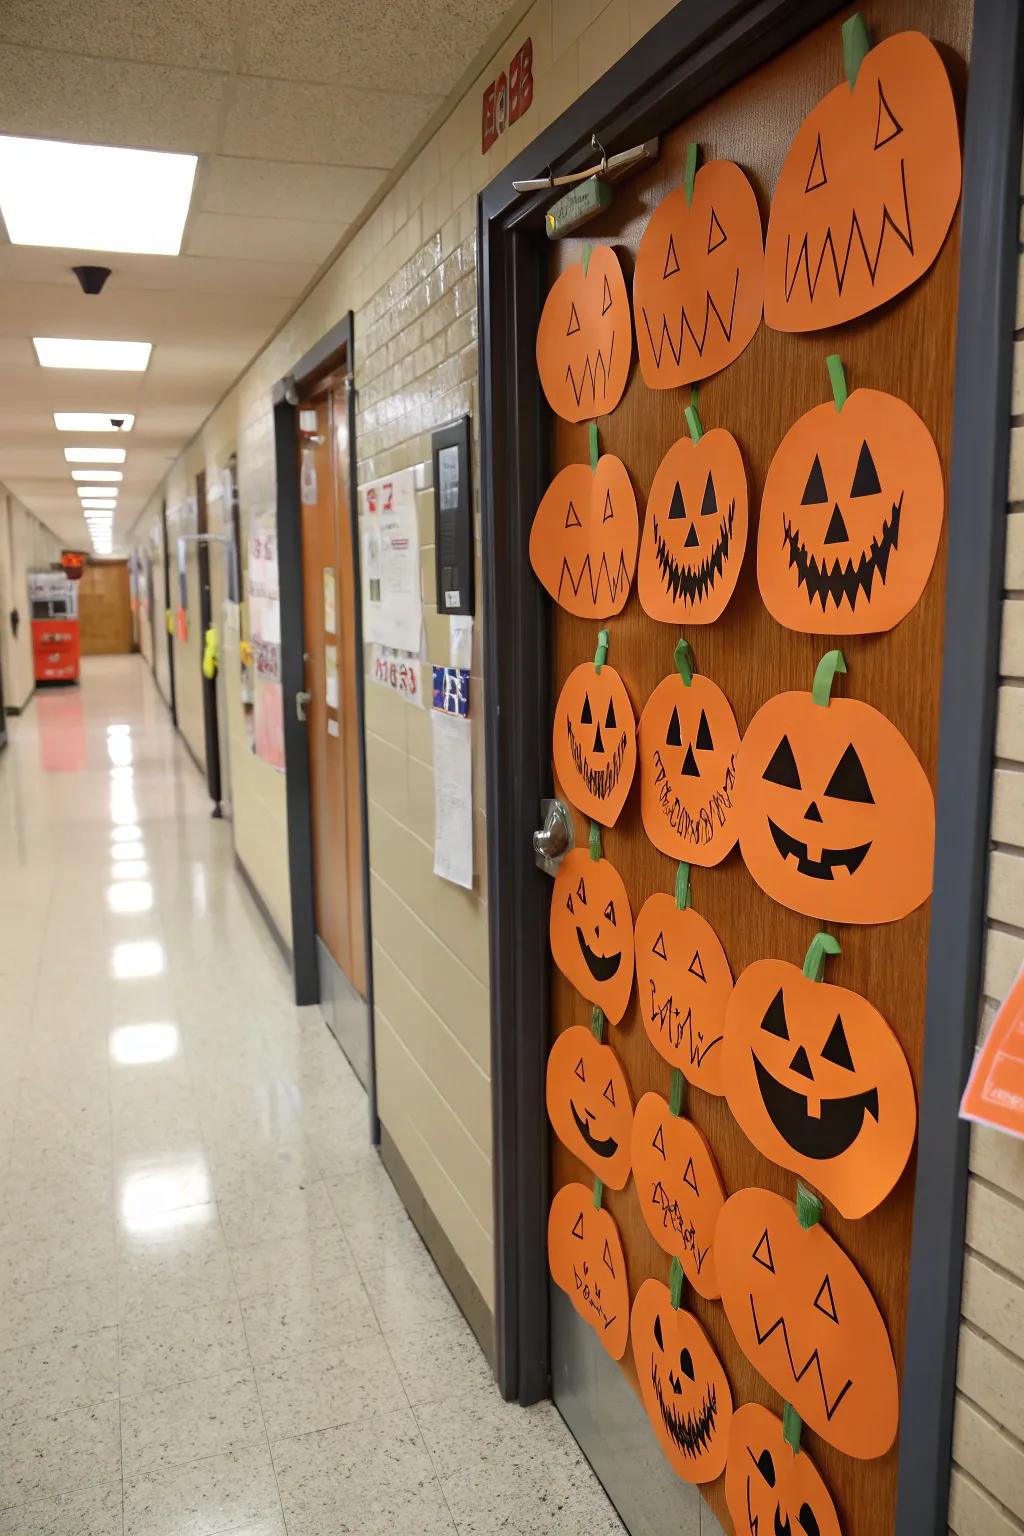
[482,39,533,153]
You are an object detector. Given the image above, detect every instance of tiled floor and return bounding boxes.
[0,657,626,1535]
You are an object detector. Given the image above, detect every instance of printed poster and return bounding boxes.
[247,523,285,771]
[369,645,423,707]
[359,468,422,654]
[961,963,1024,1139]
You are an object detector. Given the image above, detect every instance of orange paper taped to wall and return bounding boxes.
[961,965,1024,1140]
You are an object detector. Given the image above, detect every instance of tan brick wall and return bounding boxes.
[0,489,62,711]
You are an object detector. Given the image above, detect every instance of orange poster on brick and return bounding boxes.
[961,965,1024,1139]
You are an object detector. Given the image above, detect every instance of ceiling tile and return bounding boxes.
[221,76,442,167]
[0,244,317,299]
[199,157,385,223]
[0,282,289,345]
[0,0,237,70]
[185,211,346,265]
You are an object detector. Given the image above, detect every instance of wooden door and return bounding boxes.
[300,379,367,998]
[545,4,971,1532]
[77,561,132,654]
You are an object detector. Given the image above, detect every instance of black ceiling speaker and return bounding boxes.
[72,265,111,295]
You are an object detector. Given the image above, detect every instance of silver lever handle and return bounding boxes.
[296,690,311,723]
[533,800,571,860]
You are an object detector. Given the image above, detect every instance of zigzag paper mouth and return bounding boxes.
[565,333,617,410]
[640,269,741,367]
[651,1359,719,1459]
[557,551,630,607]
[749,1295,853,1422]
[653,503,736,607]
[566,718,628,803]
[648,982,723,1068]
[768,819,871,881]
[781,495,902,612]
[783,160,914,303]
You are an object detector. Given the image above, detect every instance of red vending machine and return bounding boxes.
[29,572,80,684]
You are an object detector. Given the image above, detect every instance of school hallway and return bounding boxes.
[0,656,622,1536]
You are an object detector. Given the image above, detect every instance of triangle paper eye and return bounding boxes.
[723,952,916,1218]
[630,1093,726,1298]
[638,673,740,866]
[634,892,732,1094]
[553,662,637,826]
[629,1278,734,1483]
[550,848,635,1022]
[634,159,764,386]
[765,28,962,332]
[546,1025,634,1189]
[530,457,639,618]
[716,1187,898,1458]
[536,246,632,422]
[638,428,748,625]
[726,1403,842,1536]
[758,387,943,634]
[547,1182,630,1360]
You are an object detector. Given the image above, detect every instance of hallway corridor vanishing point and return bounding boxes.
[0,658,624,1536]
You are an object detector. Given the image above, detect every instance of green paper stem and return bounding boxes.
[591,1006,605,1041]
[582,242,593,278]
[796,1182,824,1230]
[589,821,602,862]
[593,1176,604,1209]
[669,1255,686,1309]
[685,399,704,444]
[683,142,699,208]
[783,1402,804,1454]
[675,861,691,911]
[842,13,871,89]
[811,649,846,708]
[674,637,694,688]
[588,421,599,471]
[826,354,848,412]
[802,931,841,982]
[669,1068,686,1118]
[594,628,609,674]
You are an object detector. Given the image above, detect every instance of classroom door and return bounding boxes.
[196,472,223,814]
[299,375,369,1081]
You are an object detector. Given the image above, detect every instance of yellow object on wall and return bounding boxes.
[202,624,218,680]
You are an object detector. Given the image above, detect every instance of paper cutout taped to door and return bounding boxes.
[961,962,1024,1140]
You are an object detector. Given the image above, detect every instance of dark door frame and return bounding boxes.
[160,498,177,727]
[272,311,378,1138]
[195,471,223,815]
[478,3,1024,1531]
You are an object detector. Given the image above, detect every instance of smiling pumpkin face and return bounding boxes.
[552,662,636,827]
[638,428,748,625]
[638,673,741,867]
[546,1025,633,1188]
[630,1278,733,1483]
[725,1403,842,1536]
[550,848,634,1021]
[536,246,632,422]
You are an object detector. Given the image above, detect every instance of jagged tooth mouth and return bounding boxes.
[557,551,630,605]
[565,332,616,409]
[566,718,628,802]
[651,1360,718,1458]
[653,500,736,606]
[783,160,914,302]
[780,493,902,612]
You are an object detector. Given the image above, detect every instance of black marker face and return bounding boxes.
[761,737,875,882]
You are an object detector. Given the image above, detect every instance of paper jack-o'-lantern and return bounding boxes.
[550,846,635,1021]
[735,650,934,923]
[630,1277,733,1482]
[548,1182,630,1360]
[546,1025,634,1189]
[553,656,636,826]
[536,245,632,422]
[716,1186,899,1457]
[638,640,741,866]
[724,933,917,1218]
[758,362,943,634]
[634,148,764,386]
[634,880,732,1094]
[631,1092,726,1298]
[530,447,639,618]
[726,1403,842,1536]
[638,411,748,625]
[765,22,961,331]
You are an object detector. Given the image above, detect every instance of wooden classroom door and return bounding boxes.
[544,4,971,1533]
[77,561,133,654]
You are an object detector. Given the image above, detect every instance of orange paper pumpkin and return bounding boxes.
[758,386,943,635]
[734,654,934,923]
[725,1403,842,1536]
[638,666,740,867]
[630,1278,733,1482]
[536,246,632,422]
[546,1025,633,1189]
[765,29,961,332]
[634,158,764,386]
[530,456,639,618]
[634,891,732,1093]
[548,1182,630,1360]
[550,848,635,1022]
[631,1093,726,1298]
[716,1187,899,1458]
[553,662,636,827]
[638,428,748,625]
[723,943,916,1218]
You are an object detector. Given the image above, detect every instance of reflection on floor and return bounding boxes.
[0,657,625,1535]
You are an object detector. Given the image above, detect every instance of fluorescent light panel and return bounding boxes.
[0,136,197,255]
[71,468,121,482]
[34,338,151,371]
[82,500,117,510]
[53,413,134,432]
[64,447,126,464]
[78,486,118,498]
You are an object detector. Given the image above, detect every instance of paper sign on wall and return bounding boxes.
[961,963,1024,1140]
[323,568,336,635]
[247,525,285,771]
[432,711,473,889]
[325,644,339,711]
[369,645,423,707]
[360,469,422,654]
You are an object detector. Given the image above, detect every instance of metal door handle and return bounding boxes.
[533,799,573,874]
[296,690,311,722]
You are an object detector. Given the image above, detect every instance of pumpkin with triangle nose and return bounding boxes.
[546,1024,634,1188]
[547,1182,630,1359]
[549,848,634,1021]
[530,456,639,618]
[552,662,637,826]
[638,672,741,866]
[630,1092,726,1297]
[634,892,732,1093]
[758,386,943,634]
[639,429,748,624]
[536,246,632,423]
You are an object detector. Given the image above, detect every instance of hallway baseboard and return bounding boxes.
[234,852,292,969]
[5,686,35,715]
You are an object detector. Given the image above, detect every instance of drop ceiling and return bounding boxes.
[0,0,517,550]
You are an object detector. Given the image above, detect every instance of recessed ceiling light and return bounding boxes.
[71,468,122,482]
[0,136,197,256]
[53,413,134,432]
[34,338,151,371]
[82,500,117,510]
[78,490,118,502]
[64,447,126,464]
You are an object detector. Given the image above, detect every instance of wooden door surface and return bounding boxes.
[78,560,132,654]
[546,4,971,1531]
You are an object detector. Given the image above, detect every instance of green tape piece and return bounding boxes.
[669,1255,685,1309]
[683,142,699,208]
[594,628,609,674]
[588,421,599,471]
[842,13,871,89]
[589,820,602,862]
[796,1182,823,1230]
[684,401,704,444]
[826,353,848,412]
[582,242,593,278]
[591,1006,605,1041]
[669,1068,686,1118]
[592,1176,604,1209]
[811,649,846,708]
[802,931,841,982]
[674,636,694,688]
[783,1402,804,1454]
[675,862,691,911]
